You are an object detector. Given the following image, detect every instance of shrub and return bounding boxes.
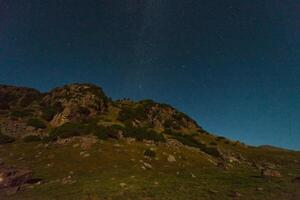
[49,122,90,139]
[210,141,218,146]
[124,126,166,142]
[42,107,56,121]
[201,146,222,157]
[27,118,47,129]
[78,106,91,115]
[164,130,201,148]
[0,133,15,144]
[117,101,155,123]
[93,128,109,140]
[216,136,226,141]
[42,102,63,121]
[42,134,58,143]
[144,148,156,158]
[164,129,222,157]
[11,110,31,118]
[23,135,42,142]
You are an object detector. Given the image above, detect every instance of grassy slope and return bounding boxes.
[0,139,299,200]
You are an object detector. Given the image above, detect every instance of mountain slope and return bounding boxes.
[0,83,299,199]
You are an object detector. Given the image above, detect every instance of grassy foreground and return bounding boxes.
[0,138,299,200]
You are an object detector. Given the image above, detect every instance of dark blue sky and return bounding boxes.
[0,0,299,149]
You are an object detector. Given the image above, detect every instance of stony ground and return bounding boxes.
[0,138,300,200]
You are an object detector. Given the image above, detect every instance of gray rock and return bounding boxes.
[167,155,176,162]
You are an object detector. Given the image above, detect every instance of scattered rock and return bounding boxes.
[191,173,196,178]
[217,162,230,170]
[61,176,76,185]
[256,187,263,191]
[83,153,90,158]
[120,183,127,188]
[80,137,97,150]
[208,189,218,194]
[226,155,240,164]
[46,163,54,168]
[261,168,282,178]
[143,162,153,169]
[56,138,72,145]
[230,191,242,199]
[167,155,176,162]
[125,138,136,144]
[73,143,80,148]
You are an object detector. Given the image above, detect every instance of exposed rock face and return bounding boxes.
[0,83,203,139]
[0,85,41,110]
[0,120,28,138]
[145,103,199,130]
[117,100,201,131]
[43,83,110,127]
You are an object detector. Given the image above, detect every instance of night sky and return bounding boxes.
[0,1,299,149]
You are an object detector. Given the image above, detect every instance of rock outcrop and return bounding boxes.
[42,83,110,127]
[0,83,203,139]
[0,85,41,110]
[116,99,201,131]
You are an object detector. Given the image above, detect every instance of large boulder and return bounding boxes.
[0,166,32,189]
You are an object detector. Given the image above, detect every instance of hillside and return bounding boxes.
[0,83,299,199]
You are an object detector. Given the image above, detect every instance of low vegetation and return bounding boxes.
[144,148,156,158]
[27,118,47,129]
[23,135,42,142]
[123,126,166,142]
[41,102,63,121]
[10,110,32,118]
[0,130,15,144]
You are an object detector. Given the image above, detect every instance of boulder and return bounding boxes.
[167,155,176,162]
[261,168,282,178]
[0,166,32,189]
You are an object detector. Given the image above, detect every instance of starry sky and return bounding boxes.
[0,0,299,150]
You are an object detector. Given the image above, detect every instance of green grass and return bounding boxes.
[0,139,299,200]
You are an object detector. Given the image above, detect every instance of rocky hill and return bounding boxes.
[0,83,299,199]
[0,83,202,139]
